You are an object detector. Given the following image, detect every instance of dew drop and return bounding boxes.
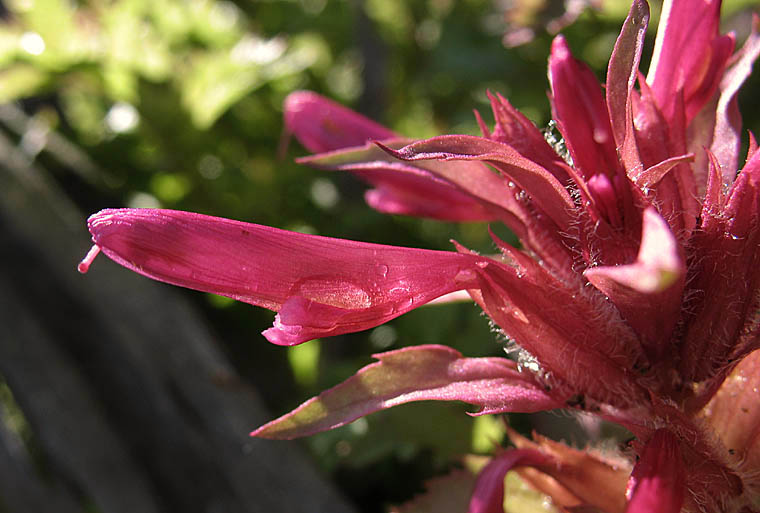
[455,269,477,284]
[375,264,389,278]
[511,307,529,323]
[517,351,541,373]
[297,278,372,309]
[396,297,413,310]
[593,128,609,144]
[501,336,520,356]
[381,304,396,315]
[378,283,414,315]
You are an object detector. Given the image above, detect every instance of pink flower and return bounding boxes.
[80,0,760,511]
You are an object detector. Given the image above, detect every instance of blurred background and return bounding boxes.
[0,0,758,511]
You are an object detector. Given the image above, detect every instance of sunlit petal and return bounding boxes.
[251,345,561,439]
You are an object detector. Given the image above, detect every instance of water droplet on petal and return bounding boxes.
[375,264,389,278]
[512,307,529,323]
[297,278,372,309]
[396,297,413,310]
[593,128,609,144]
[455,269,477,284]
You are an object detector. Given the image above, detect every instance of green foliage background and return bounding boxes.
[1,0,757,510]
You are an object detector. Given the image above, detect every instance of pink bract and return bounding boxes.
[81,0,760,511]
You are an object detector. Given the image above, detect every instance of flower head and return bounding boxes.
[80,0,760,511]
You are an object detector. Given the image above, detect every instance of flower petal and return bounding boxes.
[584,207,685,355]
[380,135,575,231]
[83,209,486,345]
[250,345,561,439]
[647,0,734,124]
[284,90,396,153]
[624,430,685,513]
[548,35,618,180]
[468,449,551,513]
[298,141,511,222]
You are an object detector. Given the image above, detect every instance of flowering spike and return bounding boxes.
[81,1,760,508]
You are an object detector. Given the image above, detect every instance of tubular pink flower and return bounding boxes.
[297,141,509,222]
[81,208,488,345]
[82,0,760,510]
[284,92,502,222]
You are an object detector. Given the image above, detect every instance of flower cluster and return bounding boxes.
[80,0,760,511]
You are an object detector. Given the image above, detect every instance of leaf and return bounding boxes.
[251,345,559,439]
